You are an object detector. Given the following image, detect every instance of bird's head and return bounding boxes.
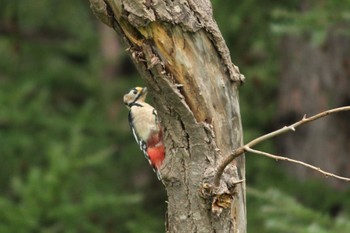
[123,86,148,108]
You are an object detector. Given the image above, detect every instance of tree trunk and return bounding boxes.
[90,0,246,232]
[277,33,350,189]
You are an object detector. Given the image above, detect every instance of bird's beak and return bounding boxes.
[142,87,148,95]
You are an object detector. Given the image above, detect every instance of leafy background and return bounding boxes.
[0,0,349,232]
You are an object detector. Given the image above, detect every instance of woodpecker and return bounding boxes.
[123,87,165,179]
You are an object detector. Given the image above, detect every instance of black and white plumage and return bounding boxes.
[123,87,165,179]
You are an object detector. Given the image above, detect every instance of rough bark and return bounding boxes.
[90,0,246,232]
[277,33,350,189]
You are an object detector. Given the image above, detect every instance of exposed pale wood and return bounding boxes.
[90,1,246,232]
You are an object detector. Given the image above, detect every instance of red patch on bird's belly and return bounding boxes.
[147,144,165,169]
[147,132,161,147]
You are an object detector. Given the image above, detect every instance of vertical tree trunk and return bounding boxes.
[90,0,246,232]
[277,33,350,189]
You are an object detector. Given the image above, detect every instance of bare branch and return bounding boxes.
[213,147,245,187]
[246,106,350,148]
[244,147,350,182]
[213,106,350,187]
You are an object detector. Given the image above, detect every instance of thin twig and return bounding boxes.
[244,147,350,182]
[246,106,350,148]
[213,147,244,187]
[213,106,350,187]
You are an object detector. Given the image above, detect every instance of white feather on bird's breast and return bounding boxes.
[130,103,159,141]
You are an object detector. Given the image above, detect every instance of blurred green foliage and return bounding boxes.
[0,0,349,232]
[248,188,350,233]
[271,0,350,45]
[0,0,165,232]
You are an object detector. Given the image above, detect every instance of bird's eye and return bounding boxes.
[133,90,137,95]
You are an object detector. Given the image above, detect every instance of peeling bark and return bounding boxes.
[90,0,246,232]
